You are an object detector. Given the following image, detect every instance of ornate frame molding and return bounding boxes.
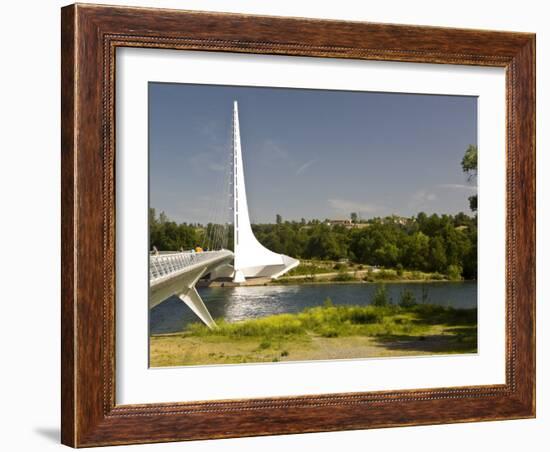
[61,4,535,447]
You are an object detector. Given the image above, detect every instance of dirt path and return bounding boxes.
[150,330,475,367]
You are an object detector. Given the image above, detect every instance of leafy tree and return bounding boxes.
[149,208,202,251]
[305,225,346,260]
[350,212,358,223]
[462,145,478,212]
[468,196,477,212]
[158,211,168,224]
[461,144,478,177]
[150,209,478,280]
[374,242,399,267]
[429,236,447,273]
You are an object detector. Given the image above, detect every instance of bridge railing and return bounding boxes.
[149,250,232,282]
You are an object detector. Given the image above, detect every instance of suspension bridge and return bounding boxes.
[149,101,299,328]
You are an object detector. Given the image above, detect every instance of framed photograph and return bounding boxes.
[61,4,535,447]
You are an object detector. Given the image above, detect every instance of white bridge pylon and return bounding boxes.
[231,101,299,282]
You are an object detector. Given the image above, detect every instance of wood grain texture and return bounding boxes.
[60,5,76,447]
[60,3,536,447]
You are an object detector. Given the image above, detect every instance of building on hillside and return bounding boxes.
[325,218,352,227]
[325,219,370,229]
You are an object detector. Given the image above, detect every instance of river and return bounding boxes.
[150,281,477,334]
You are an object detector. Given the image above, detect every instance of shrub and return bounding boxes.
[399,289,417,307]
[258,339,271,349]
[421,285,430,304]
[333,270,355,282]
[320,327,339,338]
[376,270,398,280]
[396,263,404,277]
[446,264,463,281]
[363,269,375,282]
[372,284,390,307]
[348,307,382,324]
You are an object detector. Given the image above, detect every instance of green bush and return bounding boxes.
[258,339,271,349]
[399,289,417,308]
[375,270,398,280]
[396,263,404,277]
[446,264,463,281]
[320,327,339,338]
[333,270,355,282]
[373,284,390,307]
[348,307,383,324]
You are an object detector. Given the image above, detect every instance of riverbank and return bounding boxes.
[204,266,467,288]
[150,303,477,367]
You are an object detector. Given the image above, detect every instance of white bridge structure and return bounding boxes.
[149,101,299,328]
[149,250,234,328]
[231,101,299,282]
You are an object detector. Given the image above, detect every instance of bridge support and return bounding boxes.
[150,250,233,330]
[176,266,217,329]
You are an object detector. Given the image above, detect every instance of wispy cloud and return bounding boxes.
[185,118,232,174]
[198,120,222,142]
[207,162,226,173]
[408,190,437,209]
[438,183,477,192]
[189,150,228,173]
[260,140,293,166]
[328,198,379,214]
[296,159,316,176]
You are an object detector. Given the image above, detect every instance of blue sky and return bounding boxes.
[149,82,477,224]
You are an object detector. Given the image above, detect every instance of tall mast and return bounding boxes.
[232,101,239,250]
[231,100,299,283]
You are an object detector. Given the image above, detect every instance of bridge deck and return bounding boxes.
[149,250,234,328]
[150,250,233,286]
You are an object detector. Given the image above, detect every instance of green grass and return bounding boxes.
[286,262,325,276]
[332,270,356,282]
[184,303,476,341]
[362,269,447,282]
[278,260,450,284]
[150,303,477,366]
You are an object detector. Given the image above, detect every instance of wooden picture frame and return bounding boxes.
[61,3,535,447]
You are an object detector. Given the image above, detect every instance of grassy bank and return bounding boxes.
[275,260,457,285]
[150,302,477,367]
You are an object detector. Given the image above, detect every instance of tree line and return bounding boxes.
[150,145,478,279]
[252,212,477,279]
[149,209,477,280]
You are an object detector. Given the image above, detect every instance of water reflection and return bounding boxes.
[150,282,477,335]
